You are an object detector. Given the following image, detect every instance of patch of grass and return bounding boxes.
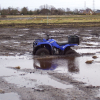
[1,15,100,28]
[1,15,100,24]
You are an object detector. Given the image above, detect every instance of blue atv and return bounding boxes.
[33,35,79,56]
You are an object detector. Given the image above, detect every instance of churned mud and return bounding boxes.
[0,27,100,100]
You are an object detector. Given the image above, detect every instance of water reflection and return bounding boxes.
[34,56,79,73]
[67,57,79,73]
[34,58,57,70]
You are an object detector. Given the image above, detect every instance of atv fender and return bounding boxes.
[62,44,78,51]
[62,44,78,55]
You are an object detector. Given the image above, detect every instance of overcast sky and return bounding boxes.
[0,0,99,10]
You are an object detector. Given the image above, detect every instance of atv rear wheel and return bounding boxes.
[35,48,50,56]
[65,48,77,55]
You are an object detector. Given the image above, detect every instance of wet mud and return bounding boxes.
[0,27,100,100]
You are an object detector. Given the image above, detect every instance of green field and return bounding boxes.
[0,15,100,28]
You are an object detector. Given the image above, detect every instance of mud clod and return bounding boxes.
[0,89,5,94]
[85,60,94,64]
[15,66,20,69]
[92,56,98,59]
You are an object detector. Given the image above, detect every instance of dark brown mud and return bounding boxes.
[0,27,100,56]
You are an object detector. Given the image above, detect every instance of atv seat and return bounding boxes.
[56,42,68,46]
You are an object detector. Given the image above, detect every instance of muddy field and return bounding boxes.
[0,27,100,100]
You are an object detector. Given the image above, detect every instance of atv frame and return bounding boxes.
[33,35,79,56]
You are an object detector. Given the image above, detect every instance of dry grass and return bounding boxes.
[1,15,100,24]
[1,15,100,28]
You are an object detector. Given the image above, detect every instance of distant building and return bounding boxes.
[95,10,100,14]
[79,8,94,15]
[79,10,85,14]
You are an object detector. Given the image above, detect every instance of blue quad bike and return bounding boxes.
[33,35,79,56]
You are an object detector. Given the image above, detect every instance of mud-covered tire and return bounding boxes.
[65,48,77,55]
[35,48,50,56]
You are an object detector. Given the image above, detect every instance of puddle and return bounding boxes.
[19,28,30,31]
[85,30,92,32]
[14,42,20,44]
[34,57,78,73]
[1,41,8,43]
[0,56,33,68]
[36,32,45,36]
[64,55,100,86]
[83,42,99,45]
[1,47,100,90]
[0,56,73,89]
[76,48,100,54]
[34,55,100,87]
[12,36,20,39]
[0,92,21,100]
[34,58,57,70]
[68,30,72,31]
[68,55,100,86]
[0,56,33,76]
[96,89,100,98]
[50,30,60,33]
[18,34,24,37]
[1,53,99,88]
[82,36,93,40]
[50,36,62,38]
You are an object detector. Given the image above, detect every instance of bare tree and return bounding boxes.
[1,9,8,15]
[50,6,56,15]
[57,8,65,15]
[21,7,28,15]
[73,9,79,14]
[66,8,70,12]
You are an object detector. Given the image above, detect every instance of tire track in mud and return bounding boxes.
[48,72,98,100]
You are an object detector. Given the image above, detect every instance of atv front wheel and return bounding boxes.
[35,48,50,56]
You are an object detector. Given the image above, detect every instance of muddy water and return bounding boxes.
[1,53,100,89]
[34,54,100,86]
[33,55,100,98]
[0,55,73,89]
[0,92,21,100]
[1,27,100,99]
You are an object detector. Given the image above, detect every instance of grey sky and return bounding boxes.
[0,0,99,10]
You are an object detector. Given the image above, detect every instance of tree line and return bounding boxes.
[0,5,86,15]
